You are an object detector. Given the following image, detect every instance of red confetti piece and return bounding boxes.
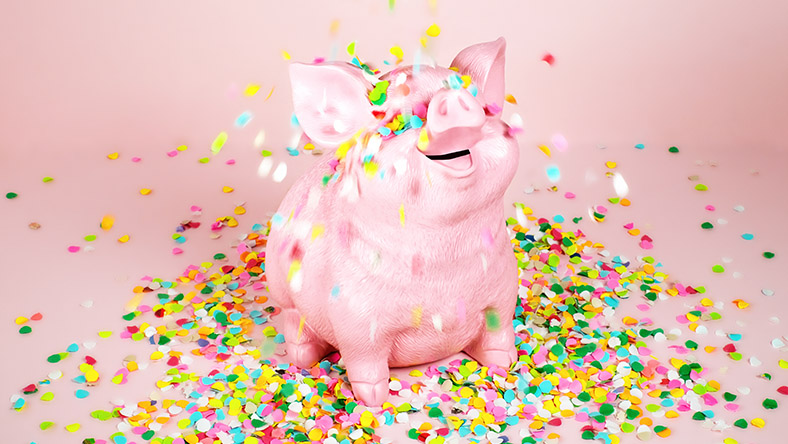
[778,386,788,395]
[30,312,43,321]
[542,53,555,65]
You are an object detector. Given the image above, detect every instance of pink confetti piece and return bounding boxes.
[131,157,142,162]
[67,246,80,253]
[226,159,236,165]
[167,150,178,157]
[564,192,576,199]
[172,248,183,255]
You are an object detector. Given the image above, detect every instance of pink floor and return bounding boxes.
[2,2,787,444]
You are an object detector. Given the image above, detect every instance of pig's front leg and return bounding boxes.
[463,306,517,369]
[283,308,334,368]
[331,307,391,406]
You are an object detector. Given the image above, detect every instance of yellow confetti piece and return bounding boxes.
[417,128,429,151]
[296,316,305,341]
[329,19,340,34]
[704,346,717,353]
[176,144,188,151]
[346,41,356,56]
[723,438,738,444]
[98,331,112,338]
[85,369,100,383]
[411,306,423,327]
[118,234,130,243]
[308,429,323,441]
[244,84,260,96]
[538,144,552,157]
[15,316,28,325]
[779,359,788,369]
[65,423,81,432]
[234,206,246,215]
[605,161,617,169]
[505,94,518,104]
[360,410,377,427]
[409,369,423,377]
[732,299,749,309]
[107,152,119,160]
[287,260,301,282]
[100,214,115,231]
[139,188,152,196]
[212,131,228,155]
[311,225,324,241]
[40,392,54,401]
[390,46,404,60]
[222,186,234,193]
[426,23,441,37]
[265,86,276,101]
[304,143,315,151]
[281,50,291,60]
[751,417,765,428]
[111,373,124,384]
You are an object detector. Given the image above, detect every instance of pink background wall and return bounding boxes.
[2,1,787,443]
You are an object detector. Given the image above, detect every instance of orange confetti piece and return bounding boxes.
[505,94,517,104]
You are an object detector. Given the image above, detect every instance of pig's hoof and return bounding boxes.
[350,379,389,407]
[466,348,516,370]
[288,342,329,368]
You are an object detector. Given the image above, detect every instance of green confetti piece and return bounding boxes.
[723,392,737,402]
[692,411,707,420]
[261,149,272,157]
[620,422,635,433]
[6,192,18,199]
[198,157,210,164]
[428,407,443,418]
[730,352,743,361]
[701,222,714,229]
[695,184,708,191]
[712,264,725,273]
[90,409,113,421]
[84,234,97,242]
[668,146,679,153]
[734,419,748,428]
[484,308,501,331]
[599,403,615,416]
[213,253,227,260]
[19,325,32,334]
[39,421,55,430]
[763,398,778,409]
[763,251,775,259]
[43,176,54,182]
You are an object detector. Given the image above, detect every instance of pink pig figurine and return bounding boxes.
[265,38,520,406]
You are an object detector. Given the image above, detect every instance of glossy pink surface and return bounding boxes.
[1,1,787,443]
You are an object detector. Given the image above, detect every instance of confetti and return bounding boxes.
[425,23,441,37]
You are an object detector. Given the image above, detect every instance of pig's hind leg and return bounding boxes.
[283,308,334,368]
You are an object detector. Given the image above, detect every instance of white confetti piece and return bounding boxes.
[749,356,762,367]
[762,288,775,296]
[81,300,94,308]
[772,338,785,349]
[733,205,745,212]
[272,162,288,183]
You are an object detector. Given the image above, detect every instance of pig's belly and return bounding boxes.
[386,310,487,367]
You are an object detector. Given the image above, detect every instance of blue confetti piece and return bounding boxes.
[409,115,423,129]
[378,126,391,136]
[13,398,25,409]
[331,285,340,299]
[286,147,300,156]
[538,379,553,393]
[66,343,79,353]
[728,333,742,341]
[468,84,478,97]
[635,143,645,149]
[229,312,242,322]
[290,113,299,127]
[273,333,286,344]
[742,233,754,240]
[546,165,561,183]
[75,389,89,399]
[175,236,186,244]
[553,214,565,223]
[234,111,253,128]
[448,74,463,90]
[113,436,128,444]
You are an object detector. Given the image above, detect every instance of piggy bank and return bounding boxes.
[265,38,520,406]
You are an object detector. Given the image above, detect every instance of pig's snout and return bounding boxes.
[426,89,485,136]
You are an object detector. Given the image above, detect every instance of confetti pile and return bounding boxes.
[11,203,784,444]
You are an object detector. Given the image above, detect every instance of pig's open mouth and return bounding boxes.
[425,149,473,172]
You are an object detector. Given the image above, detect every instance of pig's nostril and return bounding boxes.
[438,98,449,116]
[458,95,471,111]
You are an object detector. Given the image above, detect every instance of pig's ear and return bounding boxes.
[289,63,375,147]
[450,38,506,110]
